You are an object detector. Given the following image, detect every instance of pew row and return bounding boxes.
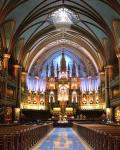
[0,122,53,150]
[73,122,120,150]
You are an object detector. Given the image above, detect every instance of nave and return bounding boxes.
[0,0,120,150]
[0,122,120,150]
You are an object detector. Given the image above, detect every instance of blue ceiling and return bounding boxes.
[31,48,87,78]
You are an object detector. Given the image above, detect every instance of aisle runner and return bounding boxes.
[39,128,85,150]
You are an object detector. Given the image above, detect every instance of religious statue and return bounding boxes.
[90,94,94,104]
[82,94,87,104]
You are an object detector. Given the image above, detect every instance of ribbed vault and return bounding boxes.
[0,0,120,77]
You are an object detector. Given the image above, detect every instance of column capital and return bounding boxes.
[3,53,10,58]
[99,71,105,75]
[13,64,21,69]
[13,64,21,78]
[117,53,120,58]
[21,71,27,75]
[3,53,10,71]
[104,65,113,69]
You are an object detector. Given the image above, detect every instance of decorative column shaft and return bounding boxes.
[2,53,10,99]
[13,64,21,107]
[112,20,120,88]
[104,65,113,108]
[117,54,120,89]
[21,71,27,91]
[99,71,105,104]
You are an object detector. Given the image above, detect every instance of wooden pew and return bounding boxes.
[73,122,120,150]
[0,122,53,150]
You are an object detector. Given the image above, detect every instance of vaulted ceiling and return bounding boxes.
[0,0,120,77]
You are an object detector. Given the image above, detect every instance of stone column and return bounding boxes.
[99,71,105,107]
[104,65,113,108]
[99,71,105,93]
[104,65,113,122]
[13,64,22,122]
[112,20,120,88]
[117,54,120,89]
[2,53,10,99]
[13,64,22,107]
[21,71,27,91]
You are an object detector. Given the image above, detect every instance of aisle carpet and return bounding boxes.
[39,128,85,150]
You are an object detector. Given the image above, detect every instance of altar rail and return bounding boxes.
[73,122,120,150]
[0,122,53,150]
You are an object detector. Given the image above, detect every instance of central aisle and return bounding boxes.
[39,128,85,150]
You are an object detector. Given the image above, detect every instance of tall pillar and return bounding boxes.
[112,20,120,87]
[13,64,21,107]
[99,71,105,93]
[104,65,113,122]
[2,53,10,99]
[117,54,120,88]
[21,71,27,91]
[2,53,11,124]
[104,65,113,108]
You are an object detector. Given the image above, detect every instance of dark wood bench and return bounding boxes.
[0,123,53,150]
[73,122,120,150]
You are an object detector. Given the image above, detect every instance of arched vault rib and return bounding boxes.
[29,45,97,77]
[20,26,106,72]
[22,25,105,57]
[21,27,105,72]
[24,39,102,76]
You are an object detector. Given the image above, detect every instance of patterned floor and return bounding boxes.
[39,128,85,150]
